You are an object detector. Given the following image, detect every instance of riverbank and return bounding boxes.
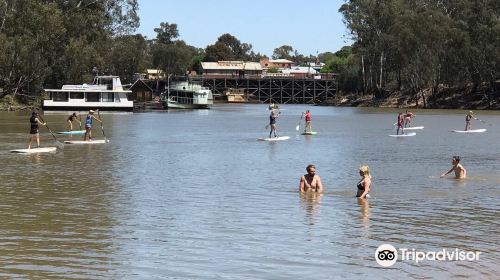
[0,95,40,112]
[322,84,500,109]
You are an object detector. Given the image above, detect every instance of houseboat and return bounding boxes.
[161,81,213,109]
[43,76,133,111]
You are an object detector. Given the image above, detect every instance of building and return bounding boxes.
[281,66,319,79]
[260,58,295,69]
[129,79,155,102]
[200,61,262,78]
[146,69,166,80]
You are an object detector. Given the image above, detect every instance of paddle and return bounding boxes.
[473,116,491,126]
[97,110,109,142]
[37,114,64,149]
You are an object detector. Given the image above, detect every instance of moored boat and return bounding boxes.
[43,76,133,111]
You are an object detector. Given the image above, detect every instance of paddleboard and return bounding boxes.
[56,130,86,135]
[301,132,317,135]
[389,132,416,137]
[452,129,487,133]
[258,136,290,141]
[64,140,108,144]
[399,126,424,130]
[10,147,57,153]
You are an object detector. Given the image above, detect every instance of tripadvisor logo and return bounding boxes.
[375,244,398,267]
[375,244,482,267]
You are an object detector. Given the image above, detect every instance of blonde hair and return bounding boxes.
[359,165,371,178]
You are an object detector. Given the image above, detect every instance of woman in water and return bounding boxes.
[356,165,371,198]
[299,164,324,193]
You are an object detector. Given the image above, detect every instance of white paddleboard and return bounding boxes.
[399,126,424,130]
[10,147,57,153]
[301,132,317,135]
[64,140,109,144]
[452,129,487,133]
[389,132,417,137]
[56,130,86,135]
[258,136,290,141]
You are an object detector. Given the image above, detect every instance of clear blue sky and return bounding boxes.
[137,0,351,56]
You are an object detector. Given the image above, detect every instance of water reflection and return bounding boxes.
[357,198,371,238]
[299,192,322,226]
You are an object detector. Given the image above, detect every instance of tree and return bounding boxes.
[205,33,253,61]
[154,22,179,45]
[272,45,295,60]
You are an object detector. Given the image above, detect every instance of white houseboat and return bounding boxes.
[43,76,133,111]
[161,81,213,109]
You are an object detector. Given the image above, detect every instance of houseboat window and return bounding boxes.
[102,92,114,102]
[70,92,84,99]
[86,92,100,102]
[43,92,52,100]
[53,92,69,102]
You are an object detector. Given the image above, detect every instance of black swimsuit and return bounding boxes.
[30,116,38,134]
[356,182,364,197]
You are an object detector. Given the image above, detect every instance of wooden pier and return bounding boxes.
[133,76,338,105]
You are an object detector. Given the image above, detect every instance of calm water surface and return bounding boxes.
[0,105,499,279]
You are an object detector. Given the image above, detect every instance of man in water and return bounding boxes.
[83,110,102,141]
[396,112,404,135]
[299,164,324,193]
[440,156,466,179]
[465,111,474,131]
[404,110,414,127]
[28,111,46,149]
[269,109,280,138]
[67,112,81,131]
[302,110,312,133]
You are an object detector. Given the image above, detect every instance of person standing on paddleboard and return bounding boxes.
[465,111,474,131]
[269,109,280,138]
[302,110,312,133]
[440,156,466,179]
[404,110,414,128]
[396,112,404,135]
[28,111,46,149]
[83,110,102,141]
[356,165,372,198]
[299,164,324,193]
[67,112,81,131]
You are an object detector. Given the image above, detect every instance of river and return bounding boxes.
[0,104,499,279]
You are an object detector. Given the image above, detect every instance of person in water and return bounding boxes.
[83,110,102,141]
[269,109,280,138]
[465,111,474,131]
[356,165,372,198]
[302,110,312,133]
[440,156,467,179]
[28,111,46,149]
[67,112,81,131]
[404,110,414,128]
[299,164,324,193]
[396,112,405,135]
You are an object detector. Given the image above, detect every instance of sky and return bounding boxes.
[136,0,351,57]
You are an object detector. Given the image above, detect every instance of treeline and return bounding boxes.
[1,0,497,102]
[337,0,500,97]
[0,0,324,101]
